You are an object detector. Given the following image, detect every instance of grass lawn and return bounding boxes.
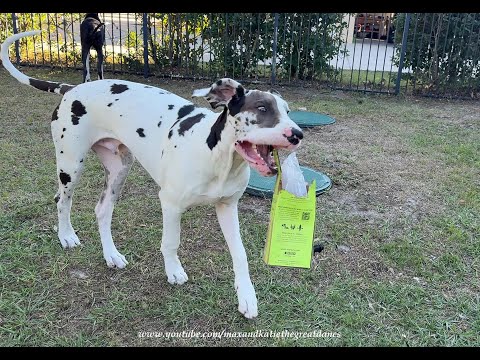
[0,66,478,346]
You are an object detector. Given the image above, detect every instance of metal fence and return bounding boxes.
[1,13,479,99]
[396,13,480,99]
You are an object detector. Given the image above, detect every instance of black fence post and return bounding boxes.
[271,13,279,85]
[142,13,150,78]
[395,13,411,95]
[11,13,21,65]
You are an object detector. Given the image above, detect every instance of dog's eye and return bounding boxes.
[258,106,267,112]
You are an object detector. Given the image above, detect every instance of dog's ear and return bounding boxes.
[192,78,245,109]
[268,88,282,98]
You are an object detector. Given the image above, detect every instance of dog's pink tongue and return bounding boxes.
[235,143,275,176]
[252,162,273,176]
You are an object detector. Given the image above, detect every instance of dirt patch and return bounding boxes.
[296,118,444,228]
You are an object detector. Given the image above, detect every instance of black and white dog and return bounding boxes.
[1,30,304,319]
[80,13,105,82]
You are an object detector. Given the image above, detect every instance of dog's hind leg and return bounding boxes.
[54,149,88,249]
[158,199,188,284]
[81,47,91,82]
[91,140,133,268]
[215,201,258,319]
[94,44,104,80]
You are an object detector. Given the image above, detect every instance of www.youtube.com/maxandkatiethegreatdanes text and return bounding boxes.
[138,329,341,340]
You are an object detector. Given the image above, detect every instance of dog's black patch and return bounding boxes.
[28,78,60,92]
[169,119,181,131]
[61,135,64,139]
[168,105,174,110]
[29,78,72,94]
[72,101,86,116]
[168,105,194,133]
[174,145,177,148]
[236,85,245,98]
[216,79,223,86]
[161,150,164,158]
[136,128,146,137]
[71,100,87,125]
[107,102,113,107]
[110,84,129,94]
[206,107,228,150]
[168,130,173,139]
[54,194,60,203]
[63,128,66,132]
[115,98,119,101]
[60,151,64,153]
[178,104,195,119]
[178,113,205,136]
[80,159,84,163]
[51,104,60,121]
[157,121,162,127]
[59,171,71,186]
[227,86,246,116]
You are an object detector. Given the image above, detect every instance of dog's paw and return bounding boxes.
[59,232,81,249]
[165,264,189,285]
[236,281,258,319]
[103,249,128,269]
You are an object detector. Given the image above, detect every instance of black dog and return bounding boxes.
[80,13,105,82]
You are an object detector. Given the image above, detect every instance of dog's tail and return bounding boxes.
[92,22,105,35]
[88,22,105,45]
[1,30,75,95]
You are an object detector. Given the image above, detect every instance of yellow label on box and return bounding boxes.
[264,151,317,269]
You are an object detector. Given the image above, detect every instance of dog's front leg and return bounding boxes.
[160,200,188,285]
[215,201,258,319]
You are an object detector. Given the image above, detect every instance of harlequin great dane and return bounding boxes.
[1,31,304,319]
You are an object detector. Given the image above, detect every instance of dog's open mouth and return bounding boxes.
[235,141,278,176]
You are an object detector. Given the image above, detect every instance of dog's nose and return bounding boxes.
[291,127,303,140]
[284,127,303,146]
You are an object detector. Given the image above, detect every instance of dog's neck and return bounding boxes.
[210,113,248,184]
